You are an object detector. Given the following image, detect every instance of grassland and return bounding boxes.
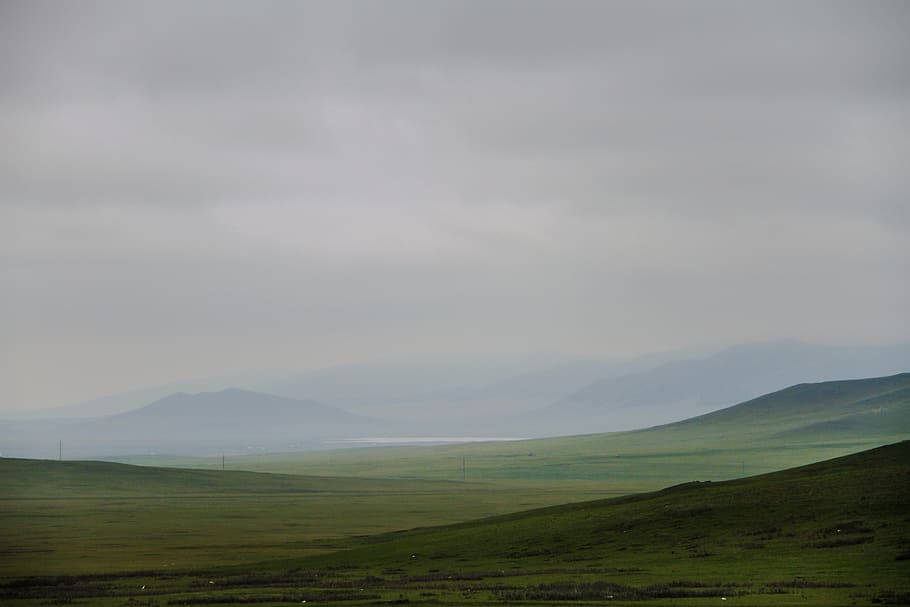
[111,374,910,489]
[2,442,908,605]
[2,375,908,605]
[0,459,621,577]
[280,440,910,605]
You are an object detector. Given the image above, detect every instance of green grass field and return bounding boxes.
[0,459,626,577]
[278,440,910,605]
[1,442,908,605]
[111,374,910,488]
[1,375,908,605]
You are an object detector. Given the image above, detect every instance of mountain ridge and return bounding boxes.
[0,388,390,459]
[519,341,910,434]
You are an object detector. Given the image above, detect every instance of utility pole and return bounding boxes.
[222,454,225,471]
[462,456,466,482]
[58,440,62,461]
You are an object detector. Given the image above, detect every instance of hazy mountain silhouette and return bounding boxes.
[517,341,910,435]
[0,389,387,459]
[5,356,629,421]
[253,353,686,428]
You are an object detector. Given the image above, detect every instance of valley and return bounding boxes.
[2,374,908,605]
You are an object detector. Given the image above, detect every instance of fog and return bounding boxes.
[3,1,908,412]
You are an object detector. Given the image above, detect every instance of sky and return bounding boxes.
[2,0,908,410]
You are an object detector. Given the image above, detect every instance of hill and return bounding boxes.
[522,341,910,434]
[268,441,909,605]
[118,373,910,485]
[0,389,388,458]
[5,443,907,605]
[10,341,906,436]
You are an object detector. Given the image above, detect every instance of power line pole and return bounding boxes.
[58,440,62,461]
[222,454,225,471]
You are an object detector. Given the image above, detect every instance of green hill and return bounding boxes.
[5,442,907,606]
[250,440,910,605]
[114,373,910,486]
[668,372,910,433]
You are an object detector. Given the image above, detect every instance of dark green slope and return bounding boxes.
[3,445,908,605]
[303,440,910,563]
[266,441,910,604]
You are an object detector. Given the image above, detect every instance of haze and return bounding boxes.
[3,0,908,411]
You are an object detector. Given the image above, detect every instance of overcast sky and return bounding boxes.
[2,0,908,410]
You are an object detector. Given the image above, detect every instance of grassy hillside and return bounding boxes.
[111,373,910,486]
[303,440,910,568]
[268,440,909,605]
[543,342,910,430]
[3,442,907,605]
[0,458,618,576]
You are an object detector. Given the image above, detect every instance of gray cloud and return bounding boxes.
[2,0,908,409]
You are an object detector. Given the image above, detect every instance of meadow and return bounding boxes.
[112,374,910,486]
[1,442,908,606]
[0,459,621,577]
[2,376,908,605]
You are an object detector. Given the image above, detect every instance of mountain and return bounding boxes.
[116,373,910,485]
[5,441,908,603]
[99,388,368,431]
[252,353,687,428]
[2,355,641,423]
[251,358,618,421]
[7,342,907,444]
[0,389,387,459]
[521,341,910,435]
[536,372,910,471]
[0,378,247,420]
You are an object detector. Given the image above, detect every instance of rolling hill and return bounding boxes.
[522,341,910,434]
[276,440,910,605]
[4,442,907,605]
[118,373,910,485]
[9,341,906,437]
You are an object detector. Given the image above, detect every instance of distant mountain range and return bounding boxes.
[173,373,907,482]
[0,356,621,421]
[0,389,385,459]
[2,341,907,458]
[514,341,910,435]
[0,353,676,424]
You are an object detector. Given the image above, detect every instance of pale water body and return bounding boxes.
[330,436,527,446]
